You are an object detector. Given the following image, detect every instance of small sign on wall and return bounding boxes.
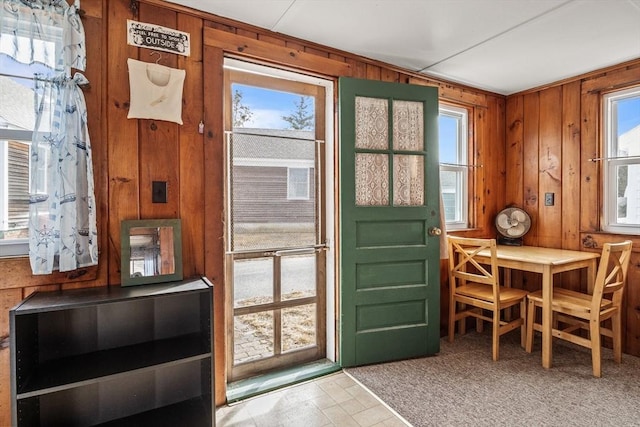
[127,20,190,56]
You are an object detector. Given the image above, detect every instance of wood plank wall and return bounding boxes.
[504,59,640,356]
[0,0,636,421]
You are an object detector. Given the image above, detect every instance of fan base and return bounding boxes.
[497,236,523,246]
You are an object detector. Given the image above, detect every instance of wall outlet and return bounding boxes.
[544,192,554,206]
[152,181,167,203]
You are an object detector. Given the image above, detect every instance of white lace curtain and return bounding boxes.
[0,0,97,274]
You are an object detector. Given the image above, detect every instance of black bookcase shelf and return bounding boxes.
[10,278,214,427]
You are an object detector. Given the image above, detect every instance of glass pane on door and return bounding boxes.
[226,69,326,382]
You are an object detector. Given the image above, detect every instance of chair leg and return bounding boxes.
[492,307,500,361]
[520,299,526,349]
[525,299,536,353]
[590,320,602,378]
[612,310,622,364]
[460,303,467,335]
[448,297,456,343]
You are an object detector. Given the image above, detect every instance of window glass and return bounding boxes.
[603,87,640,233]
[0,53,56,256]
[439,105,468,229]
[288,167,310,199]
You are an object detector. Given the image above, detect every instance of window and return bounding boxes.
[439,104,469,229]
[602,87,640,234]
[287,167,310,200]
[0,29,57,257]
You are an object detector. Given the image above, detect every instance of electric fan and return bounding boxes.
[495,207,531,246]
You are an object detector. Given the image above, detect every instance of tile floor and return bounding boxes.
[216,371,411,427]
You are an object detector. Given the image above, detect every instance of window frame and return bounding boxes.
[438,104,469,230]
[0,23,61,258]
[0,129,32,257]
[602,86,640,234]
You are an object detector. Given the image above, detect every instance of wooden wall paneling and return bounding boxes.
[521,93,540,290]
[560,81,582,290]
[258,33,287,47]
[537,87,563,249]
[82,2,109,289]
[347,57,367,78]
[579,233,640,355]
[138,4,180,220]
[381,68,399,83]
[203,45,226,406]
[581,61,640,94]
[203,28,352,76]
[236,28,258,39]
[624,250,640,356]
[177,13,206,279]
[505,96,524,207]
[329,52,348,65]
[0,259,98,290]
[366,63,382,80]
[107,0,142,284]
[0,0,106,291]
[0,289,23,427]
[579,90,600,232]
[489,96,506,219]
[474,107,488,232]
[285,40,305,53]
[21,285,60,299]
[408,77,489,108]
[304,45,331,59]
[522,92,540,247]
[561,81,582,249]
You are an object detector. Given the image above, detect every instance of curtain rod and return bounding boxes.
[589,155,640,162]
[0,71,90,88]
[440,162,483,168]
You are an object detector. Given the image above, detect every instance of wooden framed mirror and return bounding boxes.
[120,219,183,286]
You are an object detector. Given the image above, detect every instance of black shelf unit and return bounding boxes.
[10,277,214,427]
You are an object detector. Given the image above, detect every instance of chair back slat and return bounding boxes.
[448,236,499,299]
[591,241,633,312]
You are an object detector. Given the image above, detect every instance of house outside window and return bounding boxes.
[602,86,640,234]
[287,167,310,200]
[439,104,468,229]
[0,27,58,257]
[0,63,54,256]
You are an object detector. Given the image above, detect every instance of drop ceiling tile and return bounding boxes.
[274,0,567,72]
[165,0,295,29]
[426,0,640,94]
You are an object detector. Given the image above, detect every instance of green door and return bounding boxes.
[339,77,440,367]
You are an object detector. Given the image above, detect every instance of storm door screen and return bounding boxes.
[225,66,327,382]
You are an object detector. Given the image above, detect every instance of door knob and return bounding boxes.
[428,227,442,236]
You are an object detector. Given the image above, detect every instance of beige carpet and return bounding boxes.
[346,331,640,427]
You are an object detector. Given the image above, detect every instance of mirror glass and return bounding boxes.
[121,219,183,286]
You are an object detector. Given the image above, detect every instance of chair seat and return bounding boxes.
[528,289,613,313]
[448,236,529,361]
[525,240,632,377]
[458,283,529,304]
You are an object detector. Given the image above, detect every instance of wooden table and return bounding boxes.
[472,245,600,369]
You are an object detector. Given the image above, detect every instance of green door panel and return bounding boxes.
[339,77,440,367]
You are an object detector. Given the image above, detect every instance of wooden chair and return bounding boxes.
[448,236,529,361]
[525,240,633,377]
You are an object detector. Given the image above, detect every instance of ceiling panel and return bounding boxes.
[273,0,568,74]
[168,0,295,29]
[426,0,640,93]
[165,0,640,95]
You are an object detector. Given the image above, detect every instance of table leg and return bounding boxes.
[503,268,512,321]
[587,258,597,294]
[541,265,553,369]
